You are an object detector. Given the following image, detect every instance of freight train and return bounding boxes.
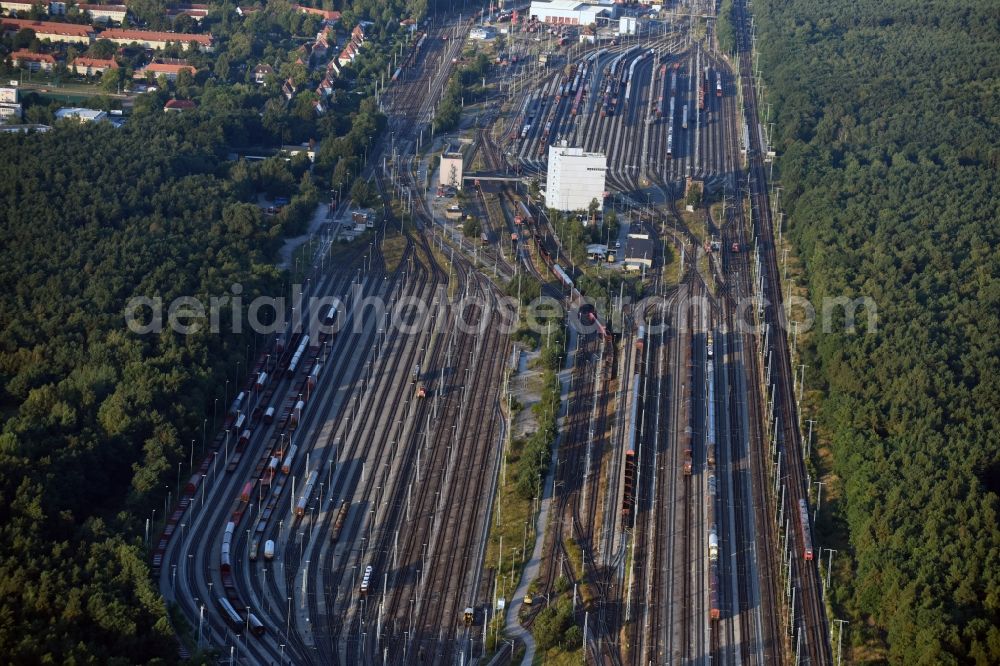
[706,359,716,469]
[621,373,641,526]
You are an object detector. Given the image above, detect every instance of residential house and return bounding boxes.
[11,49,56,71]
[281,142,316,162]
[310,30,329,67]
[72,56,118,75]
[315,74,334,97]
[163,98,196,112]
[1,18,93,43]
[0,0,43,14]
[281,76,295,100]
[350,23,369,45]
[294,43,308,66]
[133,62,195,80]
[166,3,210,22]
[101,28,213,51]
[333,21,369,68]
[290,4,340,25]
[252,63,272,84]
[336,40,357,68]
[76,3,127,23]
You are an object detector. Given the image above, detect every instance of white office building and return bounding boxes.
[545,143,606,212]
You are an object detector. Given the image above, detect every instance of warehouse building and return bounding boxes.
[545,143,606,212]
[623,221,654,271]
[623,236,654,271]
[528,0,615,26]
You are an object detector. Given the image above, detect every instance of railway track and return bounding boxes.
[731,0,832,660]
[165,224,396,657]
[368,269,508,664]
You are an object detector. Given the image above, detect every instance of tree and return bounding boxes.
[330,157,357,195]
[89,39,116,59]
[562,625,583,650]
[532,599,573,651]
[685,182,702,208]
[588,197,599,225]
[13,28,36,50]
[462,216,481,238]
[0,111,288,662]
[214,52,232,80]
[745,0,1000,659]
[100,67,122,93]
[175,68,195,97]
[505,274,541,306]
[349,178,376,208]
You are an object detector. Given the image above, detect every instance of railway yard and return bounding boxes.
[156,1,834,664]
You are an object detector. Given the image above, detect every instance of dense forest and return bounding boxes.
[0,112,324,661]
[750,0,1000,661]
[0,0,435,656]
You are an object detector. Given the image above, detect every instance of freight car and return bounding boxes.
[706,359,716,468]
[799,498,814,560]
[295,470,319,517]
[709,562,721,620]
[220,520,235,572]
[330,500,350,541]
[360,565,374,596]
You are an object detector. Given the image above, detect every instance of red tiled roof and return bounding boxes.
[1,18,94,37]
[101,28,212,45]
[73,56,119,68]
[11,49,56,63]
[135,62,196,75]
[164,99,197,109]
[291,5,340,21]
